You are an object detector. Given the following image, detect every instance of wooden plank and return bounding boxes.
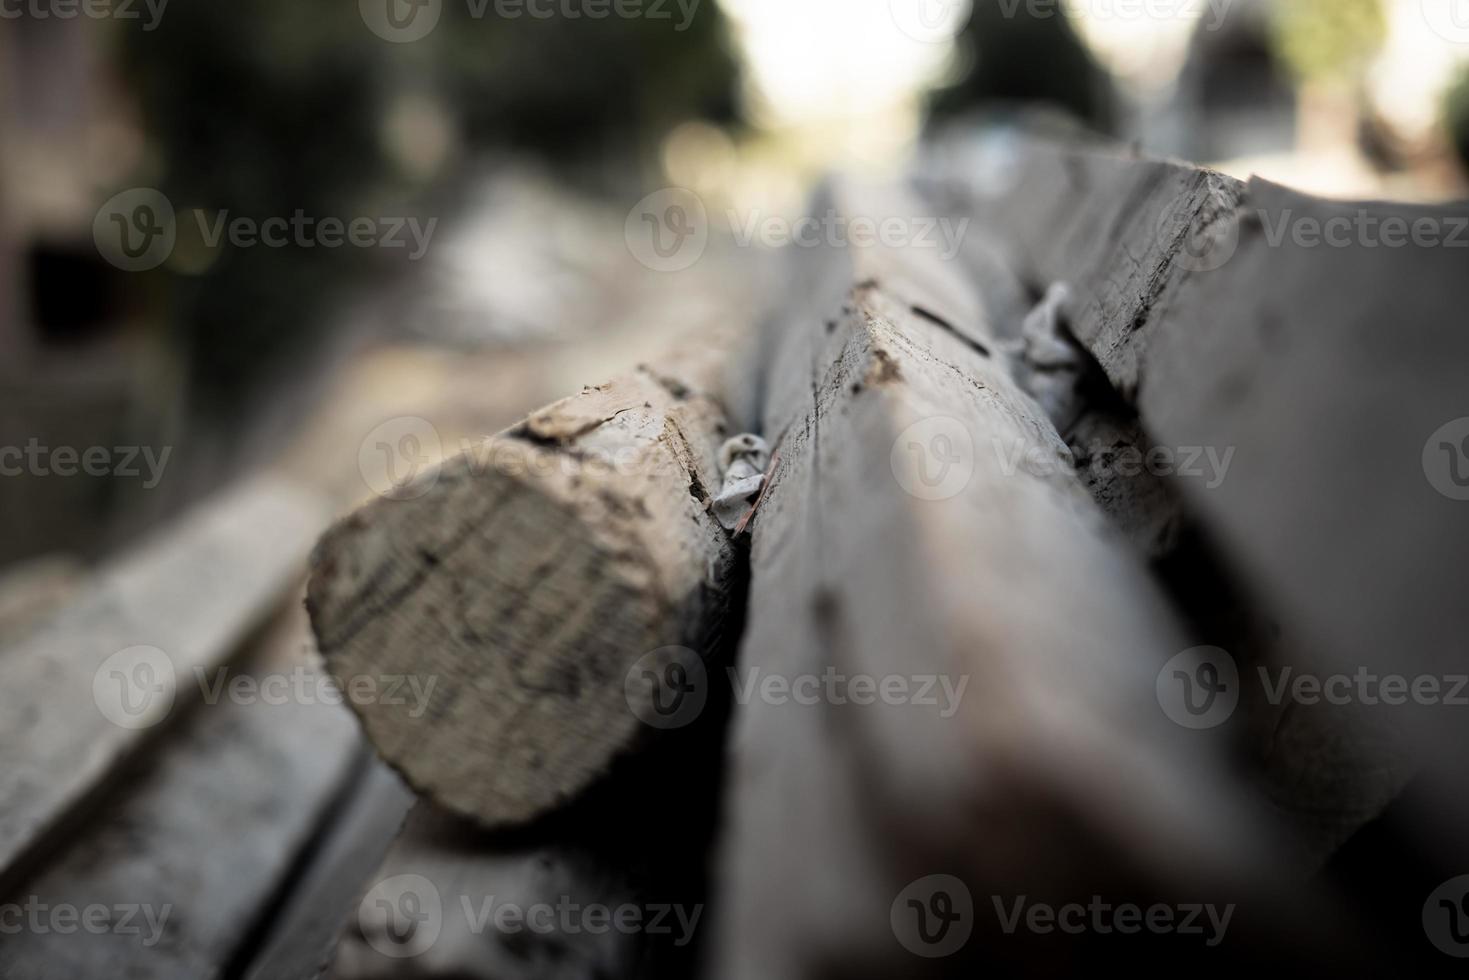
[0,602,362,979]
[0,476,332,892]
[922,137,1469,861]
[0,554,81,650]
[307,327,759,830]
[243,759,415,980]
[709,181,1299,979]
[331,769,722,980]
[332,805,645,979]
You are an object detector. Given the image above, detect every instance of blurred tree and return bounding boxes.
[1446,65,1469,176]
[428,3,740,169]
[117,3,741,423]
[1268,0,1385,83]
[120,3,401,422]
[928,0,1114,132]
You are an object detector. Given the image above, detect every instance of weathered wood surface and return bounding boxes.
[332,753,724,980]
[243,758,415,980]
[921,136,1469,861]
[0,476,331,893]
[307,325,759,829]
[0,602,362,980]
[710,181,1297,979]
[0,554,82,650]
[333,805,646,980]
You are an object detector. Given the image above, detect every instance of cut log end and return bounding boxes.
[307,367,745,829]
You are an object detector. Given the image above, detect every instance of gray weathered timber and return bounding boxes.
[0,605,361,980]
[0,476,331,892]
[922,136,1469,862]
[243,758,415,980]
[711,180,1283,979]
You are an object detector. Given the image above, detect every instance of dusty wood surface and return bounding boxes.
[0,554,82,650]
[307,325,759,829]
[244,759,416,980]
[921,137,1469,862]
[0,476,331,893]
[330,742,726,980]
[332,805,647,980]
[710,181,1297,979]
[0,602,361,980]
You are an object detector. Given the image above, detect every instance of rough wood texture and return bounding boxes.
[243,759,415,980]
[307,327,758,829]
[711,182,1290,979]
[0,554,82,650]
[0,476,331,893]
[0,603,361,980]
[922,136,1469,862]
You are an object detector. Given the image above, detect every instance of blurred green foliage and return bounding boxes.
[118,1,740,419]
[1446,63,1469,174]
[429,2,739,160]
[928,0,1114,132]
[1268,0,1385,83]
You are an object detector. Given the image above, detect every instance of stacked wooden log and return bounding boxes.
[308,139,1469,978]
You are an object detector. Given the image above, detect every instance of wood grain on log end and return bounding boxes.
[307,356,745,830]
